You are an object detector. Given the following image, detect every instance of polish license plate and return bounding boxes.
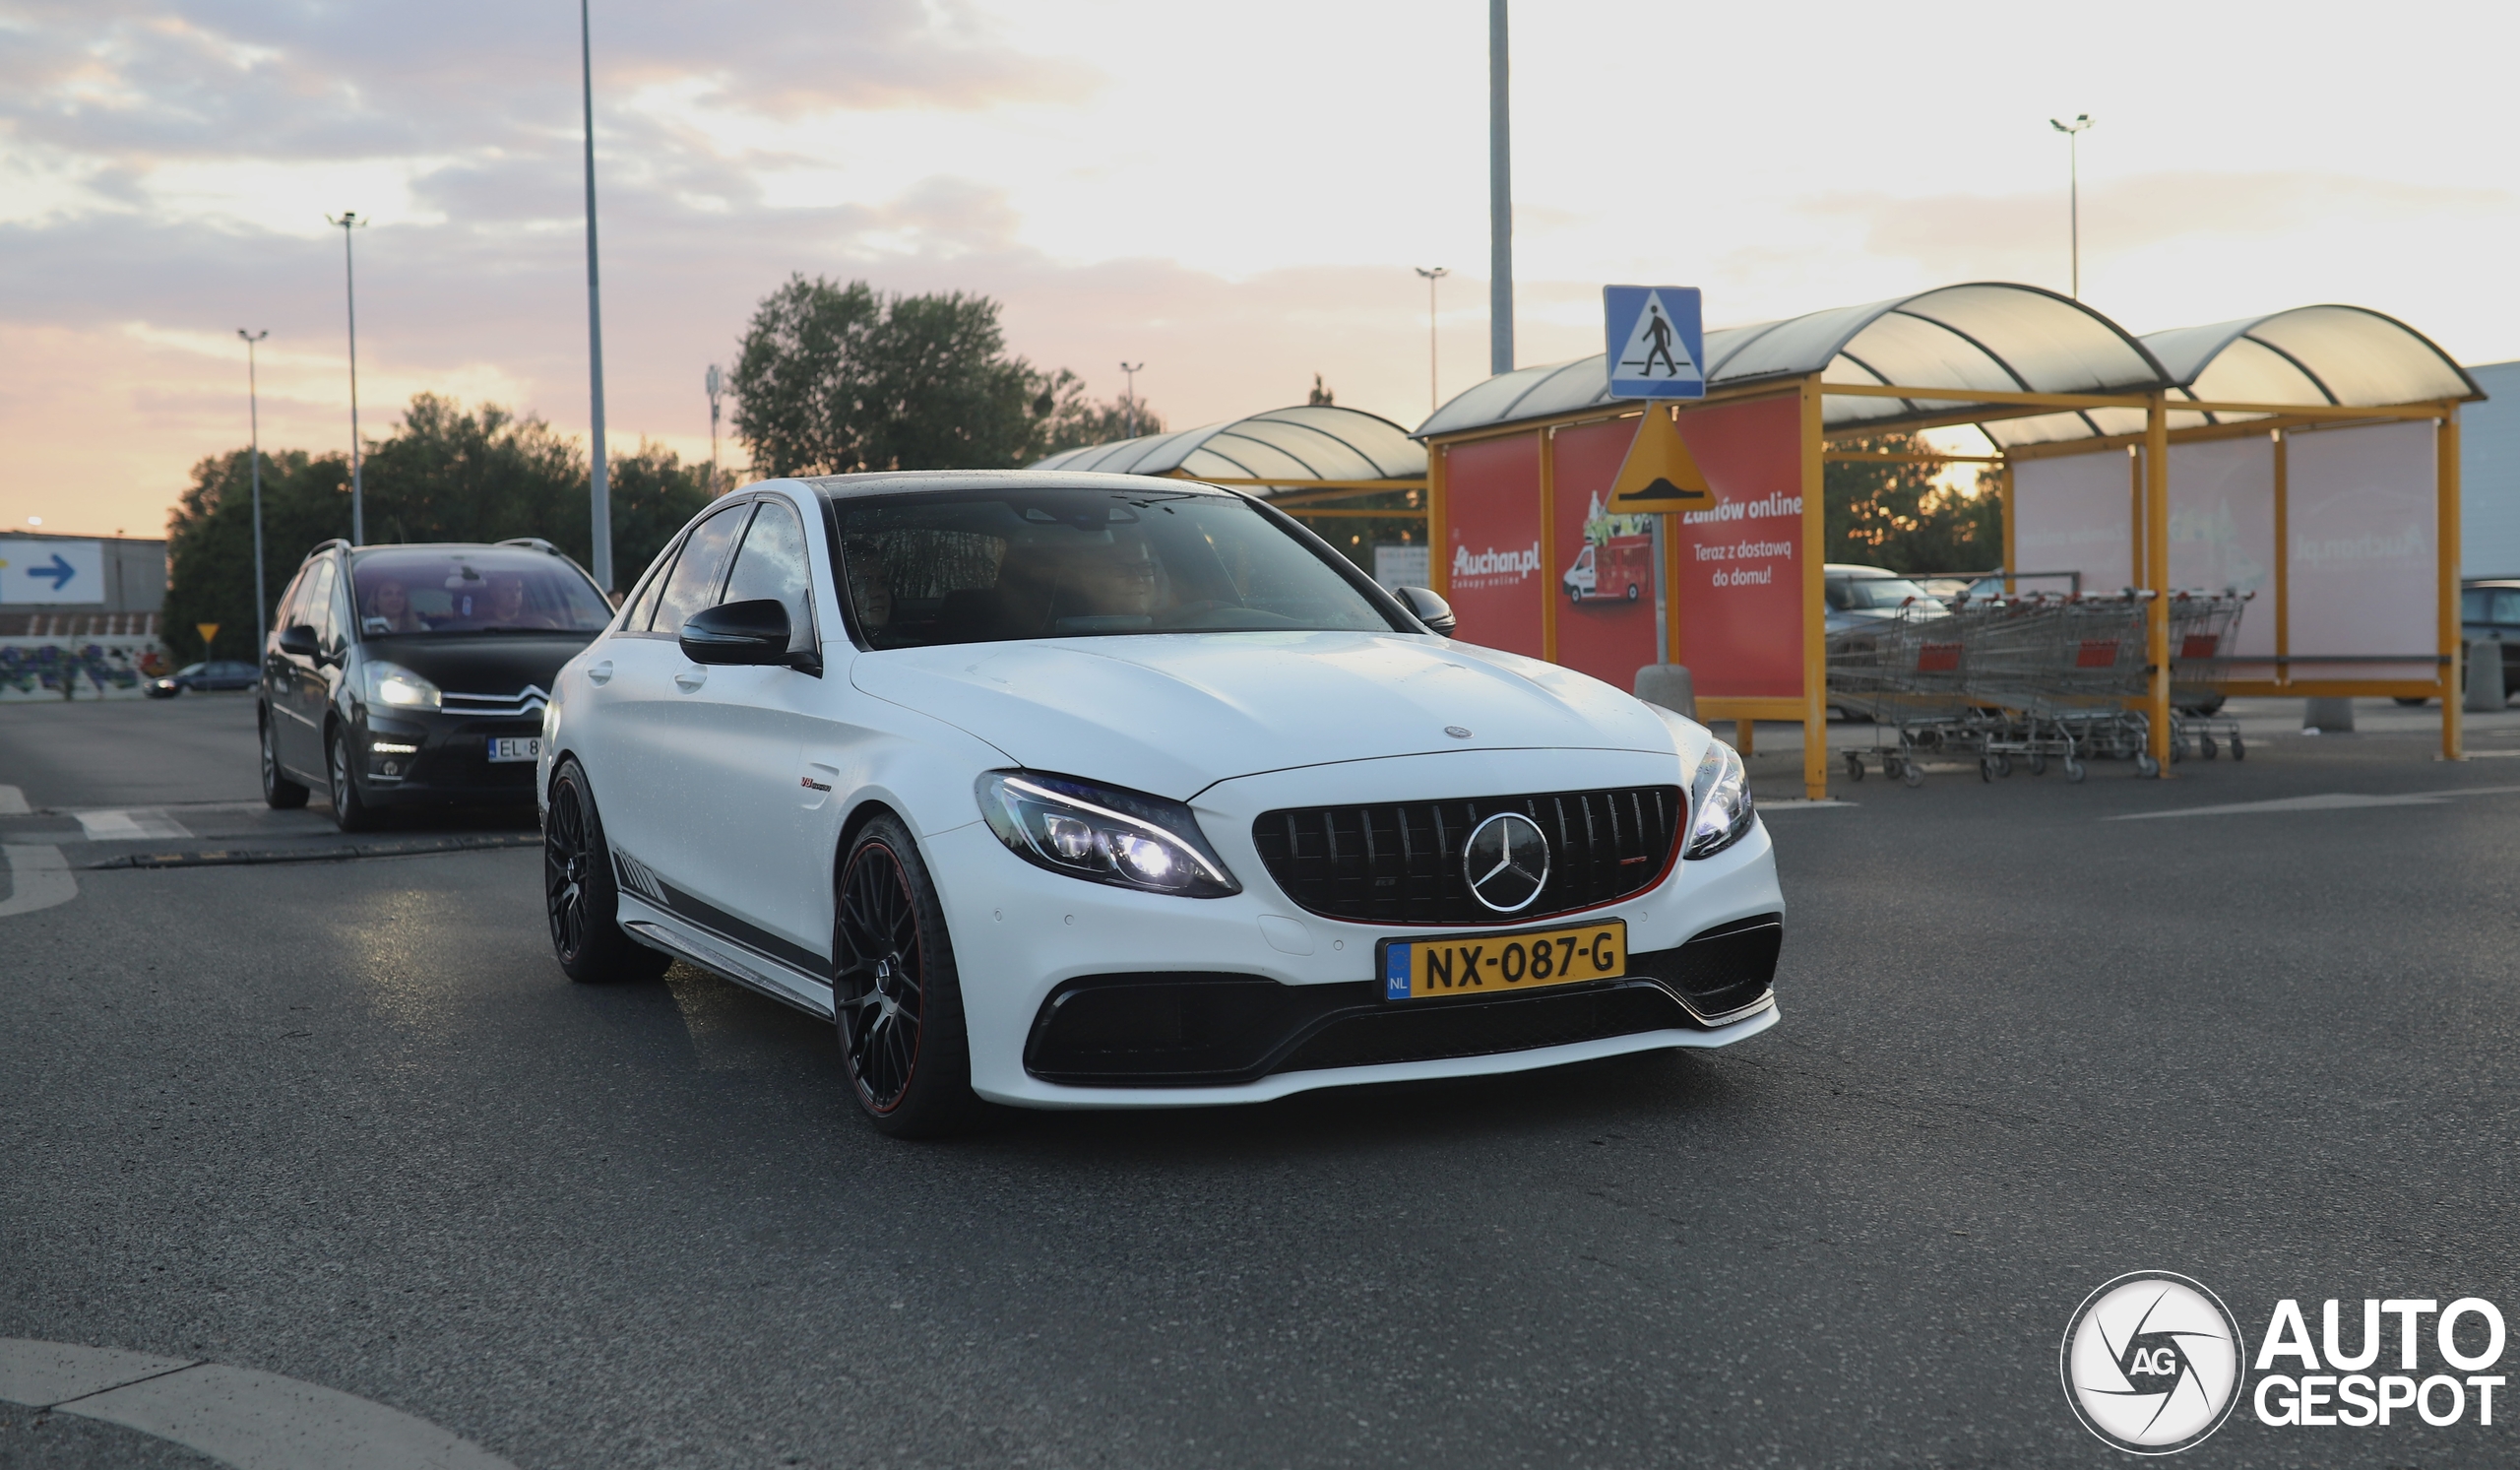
[1378,920,1626,1002]
[487,736,540,763]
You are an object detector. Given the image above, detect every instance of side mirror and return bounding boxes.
[680,599,802,667]
[278,624,320,658]
[1394,586,1456,637]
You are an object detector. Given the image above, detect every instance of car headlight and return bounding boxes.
[360,661,442,710]
[1684,738,1755,860]
[976,771,1239,898]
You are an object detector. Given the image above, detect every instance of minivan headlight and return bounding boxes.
[360,661,442,710]
[976,772,1239,898]
[1684,739,1755,860]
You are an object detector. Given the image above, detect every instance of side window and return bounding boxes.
[719,500,815,646]
[2494,590,2520,624]
[301,561,339,646]
[650,503,753,636]
[622,543,677,633]
[273,569,308,636]
[327,562,355,650]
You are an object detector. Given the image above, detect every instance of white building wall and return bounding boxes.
[2463,360,2520,577]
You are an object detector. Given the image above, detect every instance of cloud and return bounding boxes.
[1804,171,2512,283]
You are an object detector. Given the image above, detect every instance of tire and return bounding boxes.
[1845,752,1864,782]
[2135,752,2161,778]
[328,728,382,832]
[261,710,309,809]
[1979,756,1995,783]
[2065,757,2087,783]
[833,814,983,1139]
[1901,761,1923,789]
[1566,585,1583,603]
[543,758,670,984]
[2232,735,2246,761]
[1625,583,1640,601]
[2029,754,2048,776]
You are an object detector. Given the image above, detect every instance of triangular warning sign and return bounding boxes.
[1612,288,1702,387]
[1606,406,1713,514]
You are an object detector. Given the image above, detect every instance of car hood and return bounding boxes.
[849,632,1685,799]
[358,634,594,695]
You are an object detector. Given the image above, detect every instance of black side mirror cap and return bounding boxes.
[1394,586,1456,636]
[680,599,810,669]
[278,624,320,658]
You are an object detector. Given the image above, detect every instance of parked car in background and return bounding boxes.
[146,660,258,697]
[1823,564,1945,640]
[258,538,613,831]
[2458,579,2520,706]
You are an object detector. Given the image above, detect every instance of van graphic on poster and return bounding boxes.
[1562,494,1655,604]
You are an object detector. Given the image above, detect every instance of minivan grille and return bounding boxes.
[1250,786,1684,927]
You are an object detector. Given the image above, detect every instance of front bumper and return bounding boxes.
[354,710,545,806]
[927,747,1787,1110]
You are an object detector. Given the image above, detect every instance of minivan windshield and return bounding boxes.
[837,488,1400,649]
[347,549,611,636]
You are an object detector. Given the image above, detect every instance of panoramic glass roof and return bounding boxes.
[1031,405,1425,486]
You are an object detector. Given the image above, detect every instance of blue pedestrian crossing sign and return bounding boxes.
[1604,286,1705,399]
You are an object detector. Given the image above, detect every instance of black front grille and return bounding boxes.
[1625,914,1782,1019]
[1251,786,1684,927]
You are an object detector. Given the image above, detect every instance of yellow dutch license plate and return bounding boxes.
[1379,920,1626,1002]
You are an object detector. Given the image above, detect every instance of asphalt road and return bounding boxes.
[7,691,2520,1467]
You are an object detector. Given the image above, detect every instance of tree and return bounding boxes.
[160,396,712,662]
[1033,370,1164,456]
[1822,433,2001,575]
[729,276,1102,476]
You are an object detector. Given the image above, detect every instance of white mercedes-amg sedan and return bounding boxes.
[537,472,1784,1136]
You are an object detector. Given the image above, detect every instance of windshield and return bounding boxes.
[348,549,611,636]
[838,487,1400,649]
[1837,576,1939,610]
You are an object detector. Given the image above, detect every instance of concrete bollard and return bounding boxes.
[2303,696,2356,733]
[2466,639,2505,713]
[1634,664,1696,721]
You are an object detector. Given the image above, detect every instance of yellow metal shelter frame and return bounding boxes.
[1426,375,2470,800]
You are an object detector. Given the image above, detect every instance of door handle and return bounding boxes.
[587,660,613,685]
[674,667,707,692]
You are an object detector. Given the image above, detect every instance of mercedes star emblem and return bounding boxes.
[1462,811,1549,913]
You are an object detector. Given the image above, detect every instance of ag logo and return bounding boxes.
[2061,1273,2246,1454]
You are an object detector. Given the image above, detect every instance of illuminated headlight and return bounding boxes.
[360,661,441,710]
[1683,738,1756,860]
[369,740,419,754]
[976,771,1239,898]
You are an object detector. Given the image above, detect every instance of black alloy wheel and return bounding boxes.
[328,729,381,832]
[543,758,669,984]
[260,711,309,809]
[834,814,981,1138]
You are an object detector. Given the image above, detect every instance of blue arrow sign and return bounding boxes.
[1604,286,1706,400]
[29,554,75,591]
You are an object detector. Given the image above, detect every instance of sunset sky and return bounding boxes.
[6,0,2515,540]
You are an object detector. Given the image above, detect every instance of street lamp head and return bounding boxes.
[1416,266,1450,282]
[326,211,366,228]
[2048,114,2093,134]
[238,328,267,344]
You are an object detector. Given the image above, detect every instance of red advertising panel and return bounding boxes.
[1670,396,1804,700]
[1550,417,1663,689]
[1443,433,1544,658]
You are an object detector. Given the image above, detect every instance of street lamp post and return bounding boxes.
[2049,112,2094,299]
[237,330,270,657]
[704,363,724,494]
[324,212,367,543]
[580,0,614,592]
[1120,362,1144,438]
[1414,267,1449,415]
[1488,0,1513,376]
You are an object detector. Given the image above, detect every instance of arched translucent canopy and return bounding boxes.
[1031,405,1425,486]
[1982,304,2484,447]
[1415,283,2171,440]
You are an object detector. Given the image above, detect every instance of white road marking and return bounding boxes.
[0,784,30,815]
[0,1338,516,1470]
[74,808,194,841]
[0,845,75,917]
[2109,784,2520,821]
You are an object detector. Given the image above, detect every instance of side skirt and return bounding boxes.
[616,892,835,1021]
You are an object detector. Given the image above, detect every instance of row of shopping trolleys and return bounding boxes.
[1828,590,2250,787]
